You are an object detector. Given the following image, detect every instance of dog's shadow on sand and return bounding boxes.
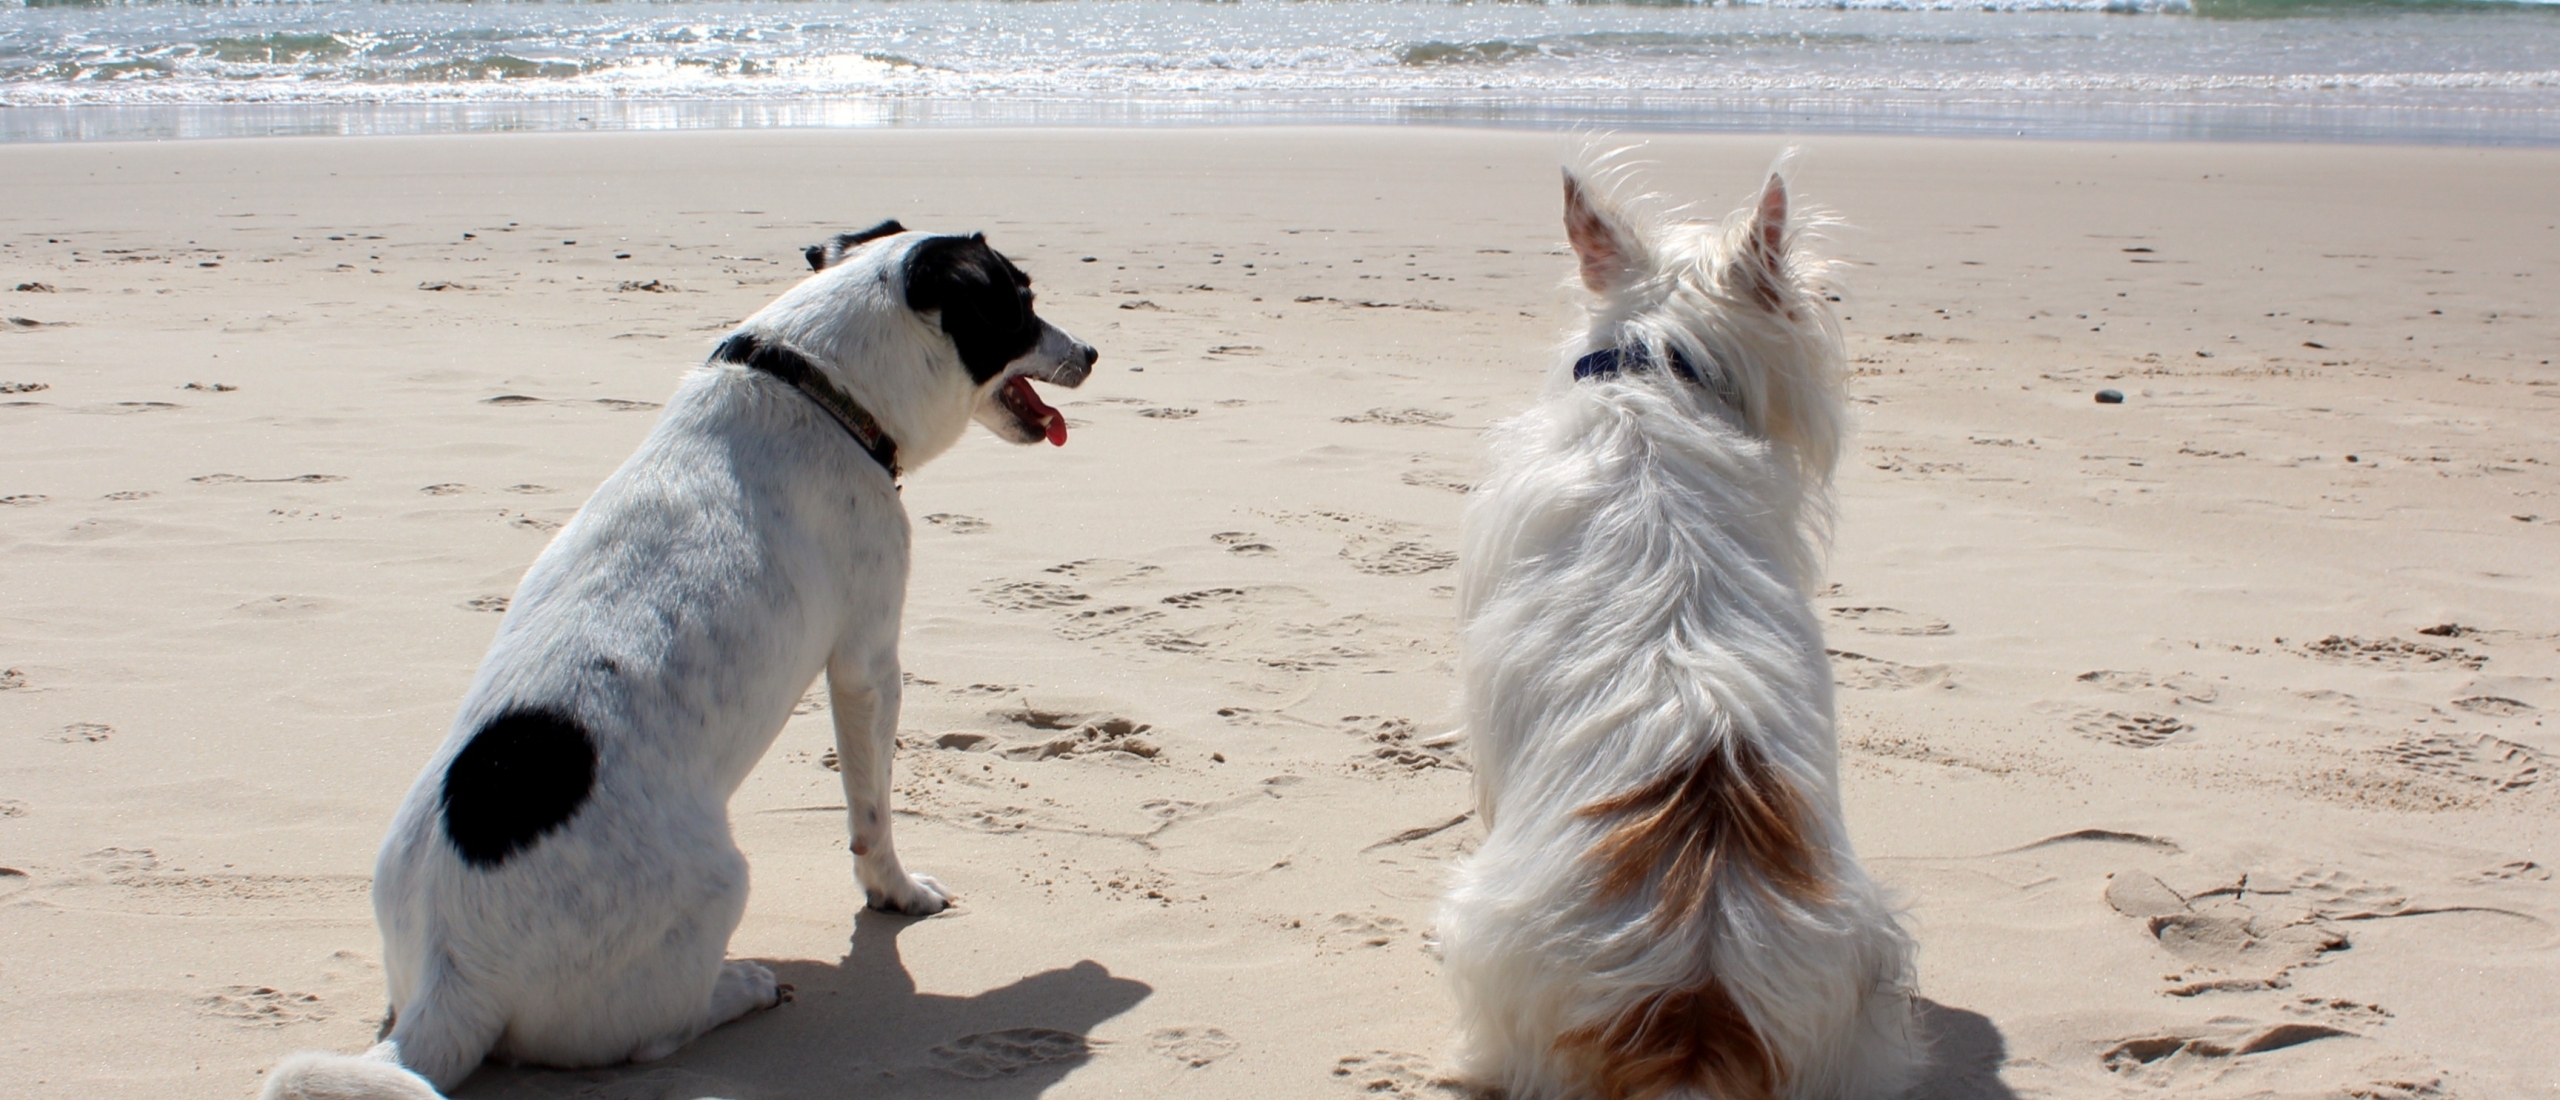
[455,909,1152,1100]
[1911,998,2020,1100]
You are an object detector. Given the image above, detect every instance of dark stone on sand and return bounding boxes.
[2095,389,2125,404]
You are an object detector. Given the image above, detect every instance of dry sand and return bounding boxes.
[1,128,2555,1100]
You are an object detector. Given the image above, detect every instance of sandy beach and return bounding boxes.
[1,127,2556,1099]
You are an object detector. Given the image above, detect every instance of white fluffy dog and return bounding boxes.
[1436,157,1919,1100]
[260,221,1095,1100]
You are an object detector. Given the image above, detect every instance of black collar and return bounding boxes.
[1573,342,1745,413]
[1573,344,1702,385]
[712,333,901,480]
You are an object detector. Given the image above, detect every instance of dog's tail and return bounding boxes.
[259,1043,444,1100]
[261,963,501,1100]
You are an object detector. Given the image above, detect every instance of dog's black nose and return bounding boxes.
[1079,343,1099,368]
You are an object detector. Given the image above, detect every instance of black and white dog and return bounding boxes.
[262,222,1095,1099]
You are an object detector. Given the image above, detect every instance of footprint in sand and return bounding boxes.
[62,847,368,916]
[2458,860,2550,884]
[461,596,509,613]
[2447,690,2529,716]
[2102,863,2533,998]
[2451,695,2534,716]
[504,484,555,495]
[993,710,1159,761]
[1399,468,1474,494]
[1331,1050,1447,1097]
[928,1028,1096,1079]
[1,494,46,507]
[1044,558,1163,585]
[1342,715,1457,774]
[592,398,661,411]
[1319,911,1407,951]
[193,473,347,485]
[2078,669,2219,704]
[924,513,991,534]
[2283,996,2394,1029]
[982,580,1089,611]
[420,483,469,496]
[2120,877,2348,996]
[101,490,155,501]
[0,799,26,818]
[1057,605,1165,642]
[1136,406,1198,419]
[1824,605,1952,636]
[50,722,112,744]
[1335,408,1453,426]
[198,985,332,1027]
[2100,1021,2355,1081]
[1339,538,1456,576]
[2074,710,2193,749]
[0,668,24,690]
[1148,1026,1239,1068]
[2378,731,2543,792]
[234,595,337,618]
[482,394,544,406]
[1161,587,1248,609]
[2290,634,2485,671]
[1211,531,1277,555]
[1827,649,1953,691]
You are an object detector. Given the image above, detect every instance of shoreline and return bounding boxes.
[1,128,2555,1099]
[5,93,2558,147]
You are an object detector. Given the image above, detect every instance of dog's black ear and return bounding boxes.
[1564,170,1638,295]
[1739,174,1789,312]
[805,219,910,271]
[904,234,1039,385]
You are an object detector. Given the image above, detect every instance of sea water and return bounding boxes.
[2,0,2554,143]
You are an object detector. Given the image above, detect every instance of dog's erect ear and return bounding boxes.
[1564,170,1639,295]
[1739,174,1790,312]
[905,233,1039,385]
[804,219,909,272]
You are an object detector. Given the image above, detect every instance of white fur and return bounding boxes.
[1437,154,1919,1100]
[260,230,1093,1099]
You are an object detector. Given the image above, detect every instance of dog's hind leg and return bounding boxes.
[828,644,950,915]
[378,957,507,1091]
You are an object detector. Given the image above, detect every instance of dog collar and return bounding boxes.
[1573,343,1746,413]
[1573,344,1702,385]
[712,333,902,481]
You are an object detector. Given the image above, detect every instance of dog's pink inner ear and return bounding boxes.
[1740,173,1790,312]
[1564,172,1631,294]
[1756,174,1788,259]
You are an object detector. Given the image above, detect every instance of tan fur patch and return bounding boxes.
[1554,976,1780,1100]
[1553,737,1827,1099]
[1577,736,1828,918]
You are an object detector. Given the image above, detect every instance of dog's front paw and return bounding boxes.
[720,959,786,1011]
[864,871,952,916]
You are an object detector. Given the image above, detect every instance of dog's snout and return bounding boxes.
[1078,342,1099,370]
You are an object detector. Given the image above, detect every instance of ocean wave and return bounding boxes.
[4,0,2552,130]
[6,57,2554,105]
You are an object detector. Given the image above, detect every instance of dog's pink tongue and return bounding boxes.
[1008,376,1067,446]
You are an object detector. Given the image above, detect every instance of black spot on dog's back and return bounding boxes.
[441,707,597,869]
[904,233,1041,385]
